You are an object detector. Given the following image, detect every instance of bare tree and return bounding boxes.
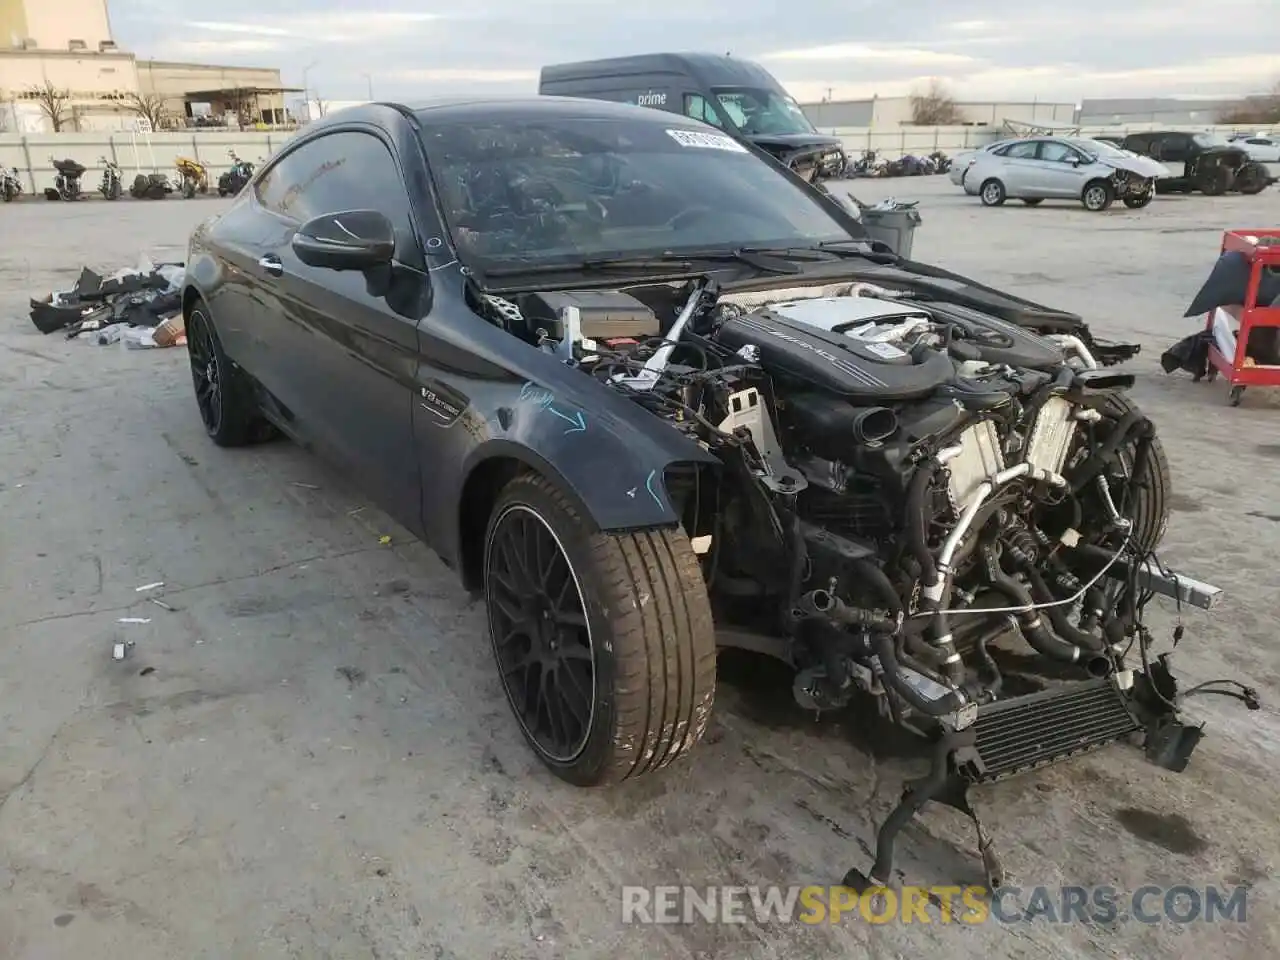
[1217,80,1280,125]
[26,82,73,132]
[909,79,964,125]
[124,91,169,130]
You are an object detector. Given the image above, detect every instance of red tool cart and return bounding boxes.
[1204,229,1280,406]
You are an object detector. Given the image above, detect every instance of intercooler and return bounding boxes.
[955,679,1142,783]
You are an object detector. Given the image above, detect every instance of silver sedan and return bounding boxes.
[961,137,1169,211]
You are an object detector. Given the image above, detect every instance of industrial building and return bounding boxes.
[0,0,294,131]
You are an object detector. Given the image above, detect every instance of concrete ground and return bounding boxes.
[1,179,1278,960]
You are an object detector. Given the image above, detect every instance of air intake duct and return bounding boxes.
[786,393,897,458]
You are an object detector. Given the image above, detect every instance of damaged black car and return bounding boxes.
[181,98,1252,889]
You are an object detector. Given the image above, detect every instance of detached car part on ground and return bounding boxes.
[180,98,1254,890]
[1120,131,1273,196]
[962,136,1166,211]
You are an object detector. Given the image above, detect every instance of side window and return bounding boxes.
[683,94,724,128]
[1003,140,1039,159]
[1038,141,1078,163]
[1160,134,1190,159]
[1125,135,1149,155]
[255,131,415,246]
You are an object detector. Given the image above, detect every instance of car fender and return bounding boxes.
[456,389,720,535]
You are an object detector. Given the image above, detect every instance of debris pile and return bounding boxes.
[29,257,187,348]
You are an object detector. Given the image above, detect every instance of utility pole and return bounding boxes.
[363,74,374,101]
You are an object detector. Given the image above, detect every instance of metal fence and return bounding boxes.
[0,122,1269,191]
[0,131,286,194]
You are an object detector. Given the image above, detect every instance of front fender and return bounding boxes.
[459,397,719,533]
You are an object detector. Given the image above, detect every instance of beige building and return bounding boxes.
[0,0,291,132]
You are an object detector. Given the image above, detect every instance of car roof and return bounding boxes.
[299,96,715,133]
[540,52,779,88]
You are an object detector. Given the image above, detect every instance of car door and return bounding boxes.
[250,128,427,529]
[994,139,1041,194]
[1031,140,1091,198]
[1153,134,1191,178]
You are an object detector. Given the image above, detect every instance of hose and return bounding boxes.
[985,571,1085,664]
[905,463,939,586]
[1066,410,1149,494]
[1020,563,1106,653]
[873,633,966,716]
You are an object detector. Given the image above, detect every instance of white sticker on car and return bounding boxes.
[864,341,907,360]
[666,129,748,153]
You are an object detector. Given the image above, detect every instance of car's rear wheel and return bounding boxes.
[1197,165,1231,196]
[185,302,263,447]
[484,472,716,787]
[1021,198,1044,206]
[1082,181,1114,211]
[979,179,1006,206]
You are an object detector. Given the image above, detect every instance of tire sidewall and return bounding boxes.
[1083,182,1113,211]
[482,477,621,785]
[980,179,1005,206]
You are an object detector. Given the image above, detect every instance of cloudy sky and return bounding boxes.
[110,0,1280,105]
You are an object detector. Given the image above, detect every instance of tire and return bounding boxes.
[1197,165,1230,196]
[1122,191,1153,209]
[1021,198,1044,206]
[1082,180,1114,212]
[183,181,195,199]
[185,301,263,447]
[1088,392,1170,555]
[483,472,717,787]
[1236,162,1268,195]
[979,179,1006,206]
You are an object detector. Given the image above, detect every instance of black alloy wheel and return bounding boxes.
[186,308,223,437]
[486,503,595,763]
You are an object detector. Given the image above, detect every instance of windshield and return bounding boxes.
[1069,138,1128,158]
[418,116,853,266]
[1193,133,1230,148]
[711,87,816,136]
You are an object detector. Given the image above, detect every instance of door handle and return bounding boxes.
[257,255,283,277]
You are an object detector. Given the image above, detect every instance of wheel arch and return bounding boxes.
[455,440,717,593]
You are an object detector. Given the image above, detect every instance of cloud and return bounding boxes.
[759,43,978,67]
[392,69,541,84]
[107,0,1280,103]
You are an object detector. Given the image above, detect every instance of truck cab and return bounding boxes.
[538,52,847,182]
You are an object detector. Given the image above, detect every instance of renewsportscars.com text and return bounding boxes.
[621,884,1248,925]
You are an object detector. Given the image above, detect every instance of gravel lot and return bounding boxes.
[2,178,1278,959]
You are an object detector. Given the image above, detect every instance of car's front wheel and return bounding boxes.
[484,472,717,787]
[1082,180,1114,211]
[185,301,264,447]
[979,179,1006,206]
[1123,189,1154,209]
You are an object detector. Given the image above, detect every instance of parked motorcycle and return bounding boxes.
[48,157,85,201]
[175,156,209,199]
[927,150,952,174]
[98,157,122,200]
[217,151,255,197]
[1,166,22,202]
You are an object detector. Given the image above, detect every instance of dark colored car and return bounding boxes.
[539,53,846,182]
[182,96,1234,889]
[1120,130,1272,195]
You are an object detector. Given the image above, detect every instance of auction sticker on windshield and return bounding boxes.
[666,129,748,153]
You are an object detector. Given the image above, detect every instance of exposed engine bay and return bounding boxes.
[472,273,1252,888]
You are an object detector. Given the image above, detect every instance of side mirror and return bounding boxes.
[292,210,395,271]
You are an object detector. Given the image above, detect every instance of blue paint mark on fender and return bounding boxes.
[519,381,587,435]
[644,469,663,509]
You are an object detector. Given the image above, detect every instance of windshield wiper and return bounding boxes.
[485,248,803,278]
